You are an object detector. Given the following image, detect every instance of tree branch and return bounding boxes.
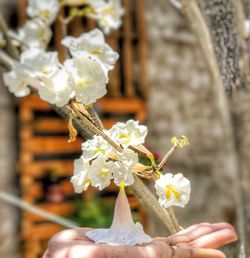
[0,49,177,235]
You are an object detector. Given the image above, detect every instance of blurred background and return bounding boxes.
[0,0,241,257]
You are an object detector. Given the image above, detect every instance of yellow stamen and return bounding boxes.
[93,148,105,155]
[102,6,115,15]
[90,50,102,55]
[41,10,50,19]
[76,81,93,88]
[98,170,110,178]
[166,185,181,200]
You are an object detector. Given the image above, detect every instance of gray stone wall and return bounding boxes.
[0,73,18,258]
[145,1,236,236]
[0,1,19,257]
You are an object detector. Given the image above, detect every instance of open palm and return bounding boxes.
[43,222,237,258]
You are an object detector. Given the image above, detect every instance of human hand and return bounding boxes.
[42,222,237,258]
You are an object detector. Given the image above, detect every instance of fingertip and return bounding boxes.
[180,247,227,258]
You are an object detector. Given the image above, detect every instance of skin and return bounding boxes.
[42,222,237,258]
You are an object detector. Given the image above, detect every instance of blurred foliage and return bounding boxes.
[69,198,114,228]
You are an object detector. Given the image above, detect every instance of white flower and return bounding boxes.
[64,57,108,105]
[20,48,59,78]
[18,18,52,49]
[87,0,106,9]
[155,173,191,208]
[86,185,152,245]
[111,149,138,186]
[88,156,113,190]
[82,134,112,161]
[117,148,138,168]
[3,64,30,97]
[109,120,148,148]
[61,28,119,71]
[93,0,124,34]
[71,158,91,193]
[38,68,73,107]
[27,0,60,25]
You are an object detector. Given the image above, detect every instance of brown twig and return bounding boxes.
[158,144,178,170]
[0,14,19,60]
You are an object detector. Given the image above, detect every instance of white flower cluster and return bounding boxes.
[87,0,124,34]
[18,0,59,49]
[3,28,118,106]
[71,120,147,192]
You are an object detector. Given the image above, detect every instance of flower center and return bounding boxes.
[93,148,105,156]
[119,134,130,145]
[102,6,115,16]
[75,80,92,88]
[90,50,102,56]
[165,185,181,200]
[98,169,110,179]
[41,10,50,19]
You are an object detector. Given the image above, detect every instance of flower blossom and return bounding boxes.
[82,134,112,161]
[86,184,152,245]
[155,173,191,208]
[27,0,60,25]
[64,57,108,105]
[87,156,113,190]
[3,64,30,97]
[20,48,59,79]
[18,18,52,49]
[88,0,124,34]
[61,28,119,71]
[71,158,91,193]
[38,68,73,107]
[110,148,138,186]
[109,120,148,148]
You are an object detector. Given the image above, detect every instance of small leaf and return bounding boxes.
[68,117,78,143]
[72,102,91,117]
[132,163,151,173]
[131,144,155,164]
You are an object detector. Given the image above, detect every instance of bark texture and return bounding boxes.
[0,71,18,258]
[145,0,250,256]
[145,0,236,236]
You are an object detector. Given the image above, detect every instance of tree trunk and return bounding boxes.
[202,0,250,256]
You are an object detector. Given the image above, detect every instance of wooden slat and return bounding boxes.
[18,0,27,26]
[23,223,64,240]
[22,180,74,200]
[19,160,74,177]
[28,119,68,133]
[122,0,135,97]
[54,10,67,62]
[97,98,144,113]
[107,36,122,97]
[20,95,51,110]
[21,137,82,154]
[136,0,148,98]
[23,202,75,222]
[102,119,118,129]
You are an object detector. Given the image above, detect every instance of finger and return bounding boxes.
[176,222,234,236]
[172,247,226,258]
[190,228,237,248]
[163,222,235,246]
